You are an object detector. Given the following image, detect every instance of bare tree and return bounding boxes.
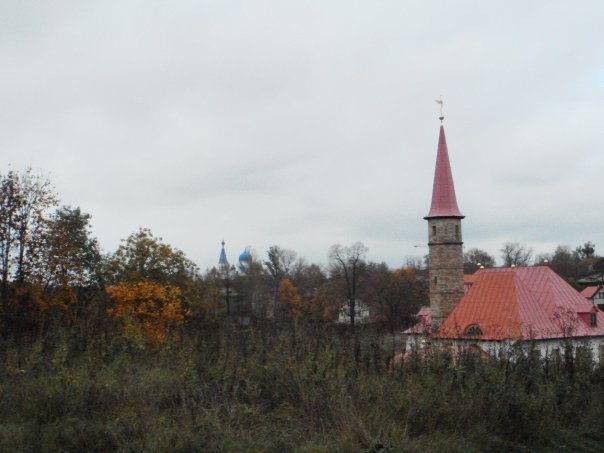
[290,259,327,299]
[404,256,426,271]
[534,252,553,266]
[500,242,533,267]
[0,169,57,301]
[265,245,297,320]
[328,242,368,326]
[575,241,595,260]
[464,248,495,273]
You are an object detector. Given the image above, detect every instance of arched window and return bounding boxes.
[465,324,483,336]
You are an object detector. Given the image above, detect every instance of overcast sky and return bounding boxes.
[1,1,603,270]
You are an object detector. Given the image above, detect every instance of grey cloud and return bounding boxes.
[1,0,603,269]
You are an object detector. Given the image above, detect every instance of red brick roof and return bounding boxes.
[425,125,463,219]
[438,266,604,340]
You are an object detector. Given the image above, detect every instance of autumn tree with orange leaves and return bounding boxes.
[103,229,202,347]
[107,281,188,348]
[279,278,302,321]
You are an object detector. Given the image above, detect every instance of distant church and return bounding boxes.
[216,240,254,323]
[218,240,252,274]
[407,117,604,358]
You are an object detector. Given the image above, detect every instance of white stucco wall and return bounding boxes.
[404,335,604,362]
[470,337,604,362]
[337,300,370,324]
[592,289,604,311]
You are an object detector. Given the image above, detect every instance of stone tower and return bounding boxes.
[424,123,464,329]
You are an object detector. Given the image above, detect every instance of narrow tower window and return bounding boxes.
[433,276,438,286]
[455,225,459,239]
[432,225,436,236]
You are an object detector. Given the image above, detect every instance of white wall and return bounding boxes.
[474,337,604,362]
[404,335,604,362]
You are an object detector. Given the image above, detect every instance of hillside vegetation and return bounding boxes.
[1,168,604,452]
[2,324,604,452]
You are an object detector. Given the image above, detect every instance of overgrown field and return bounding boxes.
[1,324,603,452]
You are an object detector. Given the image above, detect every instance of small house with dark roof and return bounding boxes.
[580,285,604,311]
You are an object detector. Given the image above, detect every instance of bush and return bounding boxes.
[1,324,603,452]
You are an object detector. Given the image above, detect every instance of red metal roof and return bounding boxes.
[425,126,464,219]
[464,274,478,284]
[580,286,599,299]
[403,306,432,335]
[438,266,604,340]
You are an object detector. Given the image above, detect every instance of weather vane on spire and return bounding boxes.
[435,96,444,122]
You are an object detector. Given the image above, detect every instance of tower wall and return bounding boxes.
[427,218,464,328]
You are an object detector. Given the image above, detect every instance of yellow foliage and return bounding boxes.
[279,278,303,320]
[107,281,188,348]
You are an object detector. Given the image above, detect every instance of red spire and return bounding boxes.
[425,125,464,219]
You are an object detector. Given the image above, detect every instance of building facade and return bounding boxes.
[406,120,604,360]
[580,285,604,311]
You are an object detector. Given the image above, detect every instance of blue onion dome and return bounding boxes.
[238,247,252,271]
[239,248,251,264]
